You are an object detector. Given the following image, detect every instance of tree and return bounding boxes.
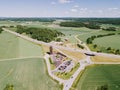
[102,27,116,31]
[93,44,97,48]
[86,38,93,44]
[16,27,64,42]
[96,84,108,90]
[115,49,120,55]
[107,47,111,51]
[0,28,3,33]
[56,38,62,42]
[4,84,14,90]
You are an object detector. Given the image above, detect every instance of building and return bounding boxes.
[50,46,53,54]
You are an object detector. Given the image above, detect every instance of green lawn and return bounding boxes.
[0,31,43,59]
[0,58,61,90]
[93,35,120,49]
[77,65,120,90]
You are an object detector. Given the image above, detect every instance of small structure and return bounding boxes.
[84,53,95,56]
[50,46,53,55]
[50,52,67,67]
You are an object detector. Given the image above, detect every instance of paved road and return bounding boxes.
[44,54,66,84]
[94,62,120,64]
[3,28,120,59]
[63,56,93,90]
[75,35,90,51]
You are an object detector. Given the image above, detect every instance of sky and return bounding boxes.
[0,0,120,17]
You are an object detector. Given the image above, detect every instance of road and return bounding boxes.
[44,54,66,84]
[75,35,90,51]
[94,62,120,64]
[2,28,120,59]
[63,56,93,90]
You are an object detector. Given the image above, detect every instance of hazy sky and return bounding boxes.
[0,0,120,17]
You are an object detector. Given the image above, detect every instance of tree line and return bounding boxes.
[16,25,64,42]
[86,33,115,44]
[60,22,101,29]
[0,27,3,33]
[0,18,55,22]
[102,27,116,31]
[86,33,120,55]
[74,18,120,25]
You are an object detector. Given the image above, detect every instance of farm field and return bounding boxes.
[0,31,43,59]
[8,23,92,43]
[0,58,61,90]
[78,25,120,43]
[57,27,92,43]
[0,31,61,90]
[77,65,120,90]
[78,30,109,42]
[93,35,120,49]
[91,56,120,62]
[0,21,19,26]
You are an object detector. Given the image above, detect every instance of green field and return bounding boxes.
[0,58,61,90]
[78,25,120,43]
[0,31,19,59]
[77,65,120,90]
[8,23,92,43]
[0,31,43,59]
[93,35,120,49]
[0,21,20,26]
[57,27,92,43]
[78,30,109,42]
[0,31,61,90]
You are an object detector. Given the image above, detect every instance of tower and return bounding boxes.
[50,46,53,54]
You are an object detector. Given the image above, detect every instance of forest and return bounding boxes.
[60,22,101,29]
[16,25,64,42]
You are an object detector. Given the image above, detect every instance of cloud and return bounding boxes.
[58,0,72,4]
[51,2,56,5]
[71,9,78,12]
[65,11,69,14]
[97,10,103,13]
[80,8,87,11]
[108,8,118,10]
[74,5,79,8]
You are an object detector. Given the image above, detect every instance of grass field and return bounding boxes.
[78,29,120,43]
[0,31,61,90]
[0,58,61,90]
[91,56,120,62]
[93,35,120,49]
[0,21,19,26]
[76,65,120,90]
[0,31,43,59]
[78,30,108,42]
[0,31,19,59]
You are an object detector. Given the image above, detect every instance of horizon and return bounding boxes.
[0,17,120,18]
